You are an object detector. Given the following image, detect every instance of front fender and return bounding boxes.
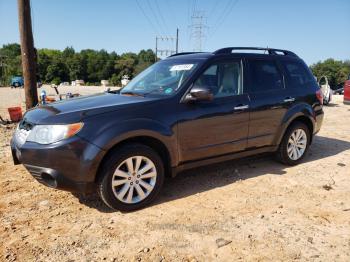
[79,117,178,166]
[273,103,315,145]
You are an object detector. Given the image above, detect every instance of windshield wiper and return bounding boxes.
[105,88,120,94]
[120,91,144,97]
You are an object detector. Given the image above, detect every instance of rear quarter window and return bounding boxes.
[282,60,315,89]
[248,60,284,93]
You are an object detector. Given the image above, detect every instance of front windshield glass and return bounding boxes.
[120,60,199,96]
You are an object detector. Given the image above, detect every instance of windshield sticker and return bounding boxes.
[170,64,194,71]
[165,88,173,94]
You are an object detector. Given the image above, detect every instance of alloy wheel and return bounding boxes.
[111,156,157,204]
[287,129,307,160]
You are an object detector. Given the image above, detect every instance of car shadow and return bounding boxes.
[325,102,339,107]
[73,135,350,213]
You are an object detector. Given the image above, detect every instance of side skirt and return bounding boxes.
[171,146,278,177]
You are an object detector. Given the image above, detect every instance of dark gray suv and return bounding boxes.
[11,47,324,211]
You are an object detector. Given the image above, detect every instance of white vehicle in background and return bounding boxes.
[121,75,130,87]
[318,76,332,105]
[101,80,109,86]
[72,80,85,86]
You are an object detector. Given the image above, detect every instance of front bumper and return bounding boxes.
[11,135,105,193]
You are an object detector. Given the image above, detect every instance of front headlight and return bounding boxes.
[26,123,84,144]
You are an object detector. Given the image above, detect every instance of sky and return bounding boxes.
[0,0,349,65]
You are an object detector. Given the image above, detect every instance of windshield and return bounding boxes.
[120,60,199,96]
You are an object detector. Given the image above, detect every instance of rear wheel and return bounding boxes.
[98,143,164,211]
[276,122,310,165]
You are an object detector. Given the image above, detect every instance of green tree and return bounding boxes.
[1,43,157,87]
[0,43,22,85]
[45,61,69,84]
[134,49,155,75]
[310,59,350,87]
[114,53,138,84]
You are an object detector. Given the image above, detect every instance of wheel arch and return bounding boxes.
[275,108,315,146]
[94,135,174,183]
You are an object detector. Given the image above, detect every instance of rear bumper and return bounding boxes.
[314,109,324,135]
[11,135,105,193]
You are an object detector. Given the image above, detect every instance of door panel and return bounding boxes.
[247,59,290,148]
[247,90,289,147]
[178,95,250,162]
[177,59,250,162]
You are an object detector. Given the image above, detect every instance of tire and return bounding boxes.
[97,143,164,212]
[276,122,311,166]
[324,92,331,105]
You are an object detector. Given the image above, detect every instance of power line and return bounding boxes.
[207,0,220,20]
[192,0,197,13]
[135,0,160,35]
[208,0,239,39]
[154,0,169,33]
[146,0,167,34]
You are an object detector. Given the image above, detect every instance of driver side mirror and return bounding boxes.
[184,86,214,103]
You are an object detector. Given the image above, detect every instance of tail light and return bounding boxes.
[316,89,323,105]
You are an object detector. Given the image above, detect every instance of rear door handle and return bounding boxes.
[234,104,249,110]
[284,97,295,102]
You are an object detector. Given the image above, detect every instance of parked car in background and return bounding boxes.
[11,47,324,211]
[318,76,332,105]
[121,75,130,87]
[344,74,350,104]
[10,76,24,88]
[331,83,344,95]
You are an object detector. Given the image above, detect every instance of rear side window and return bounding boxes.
[248,60,283,92]
[282,60,314,88]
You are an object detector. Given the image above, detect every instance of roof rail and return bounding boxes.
[168,52,204,57]
[213,47,298,57]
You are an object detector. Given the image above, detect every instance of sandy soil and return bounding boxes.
[0,85,114,120]
[0,92,349,261]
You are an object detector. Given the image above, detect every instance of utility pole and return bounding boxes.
[18,0,38,109]
[155,37,158,62]
[155,29,179,60]
[176,28,179,53]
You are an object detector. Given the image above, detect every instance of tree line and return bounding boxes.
[310,59,350,88]
[1,43,349,88]
[0,43,155,86]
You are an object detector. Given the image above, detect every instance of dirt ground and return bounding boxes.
[0,85,111,119]
[0,89,349,261]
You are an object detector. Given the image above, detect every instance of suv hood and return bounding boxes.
[23,92,157,124]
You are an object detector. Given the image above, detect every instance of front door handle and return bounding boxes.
[234,104,249,110]
[284,97,295,102]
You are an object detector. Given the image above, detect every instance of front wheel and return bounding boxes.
[98,144,164,212]
[276,122,310,165]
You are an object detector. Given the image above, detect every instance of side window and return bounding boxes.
[194,61,242,98]
[282,60,314,88]
[248,60,283,92]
